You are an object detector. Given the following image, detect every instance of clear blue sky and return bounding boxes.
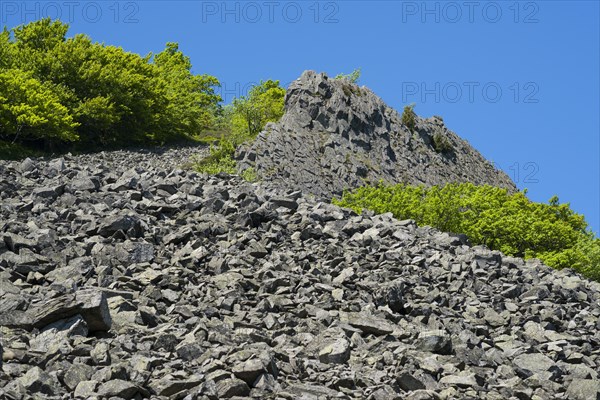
[2,1,599,233]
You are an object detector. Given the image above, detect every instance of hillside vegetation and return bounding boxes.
[334,182,600,280]
[192,70,363,176]
[192,79,285,176]
[0,18,221,154]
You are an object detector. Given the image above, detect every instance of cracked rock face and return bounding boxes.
[236,70,517,199]
[1,145,600,400]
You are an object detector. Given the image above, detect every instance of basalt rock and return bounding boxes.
[0,145,598,400]
[236,70,517,199]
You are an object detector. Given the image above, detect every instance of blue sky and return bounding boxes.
[2,1,599,233]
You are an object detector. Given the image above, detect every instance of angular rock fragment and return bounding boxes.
[285,383,342,398]
[566,379,600,400]
[397,372,426,391]
[512,353,555,374]
[97,214,144,238]
[151,375,203,397]
[416,331,453,355]
[318,337,351,364]
[29,290,112,332]
[17,367,58,396]
[29,315,88,353]
[97,379,139,399]
[216,378,250,398]
[232,358,269,385]
[63,363,95,391]
[74,380,98,398]
[439,373,479,388]
[340,312,395,335]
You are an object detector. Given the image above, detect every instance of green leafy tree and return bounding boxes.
[0,69,79,144]
[0,28,13,69]
[334,182,600,280]
[10,18,69,82]
[12,18,68,51]
[1,18,222,153]
[153,42,222,140]
[194,80,286,175]
[59,34,171,145]
[231,80,285,138]
[211,104,235,134]
[73,96,120,144]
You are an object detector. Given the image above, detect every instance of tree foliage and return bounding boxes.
[0,18,221,152]
[0,69,79,144]
[335,68,361,84]
[402,103,417,133]
[231,80,286,138]
[193,80,285,175]
[0,28,13,69]
[333,182,600,280]
[153,42,221,141]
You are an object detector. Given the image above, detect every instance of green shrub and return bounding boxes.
[192,139,236,175]
[192,80,285,176]
[432,131,452,153]
[333,182,600,281]
[402,103,417,133]
[241,167,258,182]
[335,68,361,84]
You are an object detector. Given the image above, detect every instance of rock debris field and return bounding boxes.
[1,146,600,400]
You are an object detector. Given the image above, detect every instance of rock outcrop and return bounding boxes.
[1,147,599,399]
[236,70,517,199]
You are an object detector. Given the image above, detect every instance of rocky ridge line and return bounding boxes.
[236,70,517,199]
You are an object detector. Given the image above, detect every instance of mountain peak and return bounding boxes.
[236,70,516,198]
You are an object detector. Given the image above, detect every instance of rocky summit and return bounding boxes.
[236,71,517,199]
[1,146,600,400]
